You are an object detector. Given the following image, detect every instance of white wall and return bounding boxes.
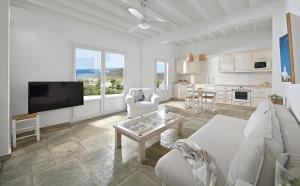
[0,0,11,156]
[272,0,300,121]
[285,0,300,121]
[10,5,142,127]
[272,1,288,95]
[177,30,272,85]
[141,44,177,101]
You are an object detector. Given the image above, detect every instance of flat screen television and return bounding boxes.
[28,82,84,113]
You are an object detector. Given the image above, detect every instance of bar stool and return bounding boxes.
[12,113,40,148]
[198,90,217,112]
[185,85,199,109]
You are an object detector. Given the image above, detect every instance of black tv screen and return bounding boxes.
[28,82,84,113]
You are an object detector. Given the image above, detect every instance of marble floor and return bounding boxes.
[0,101,254,186]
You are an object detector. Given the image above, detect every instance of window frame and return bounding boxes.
[154,59,169,91]
[72,43,127,100]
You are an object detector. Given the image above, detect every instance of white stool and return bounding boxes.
[12,113,40,148]
[198,90,217,112]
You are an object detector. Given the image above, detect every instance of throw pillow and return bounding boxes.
[142,89,153,101]
[256,111,284,186]
[130,89,145,102]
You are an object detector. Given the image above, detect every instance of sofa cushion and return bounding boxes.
[229,109,284,186]
[155,115,247,186]
[275,105,300,155]
[134,101,155,109]
[244,100,273,138]
[228,127,265,186]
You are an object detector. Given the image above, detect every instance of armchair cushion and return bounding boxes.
[134,101,155,109]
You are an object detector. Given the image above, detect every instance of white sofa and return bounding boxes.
[155,105,300,186]
[125,88,160,118]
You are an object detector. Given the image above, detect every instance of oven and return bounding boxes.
[232,88,251,103]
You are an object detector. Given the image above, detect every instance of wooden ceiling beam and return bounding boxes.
[186,0,210,21]
[118,0,179,29]
[217,0,231,15]
[53,0,162,36]
[153,0,193,25]
[143,1,280,45]
[220,29,227,37]
[21,0,150,38]
[234,26,241,34]
[252,22,257,32]
[247,0,257,8]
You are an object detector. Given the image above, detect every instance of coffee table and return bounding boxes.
[114,111,183,163]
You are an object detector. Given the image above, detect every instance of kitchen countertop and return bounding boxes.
[174,82,272,88]
[214,84,272,88]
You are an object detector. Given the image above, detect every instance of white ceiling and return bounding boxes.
[11,0,278,45]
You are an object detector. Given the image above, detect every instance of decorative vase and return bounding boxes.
[275,153,300,186]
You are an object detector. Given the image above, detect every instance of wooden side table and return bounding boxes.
[12,113,40,148]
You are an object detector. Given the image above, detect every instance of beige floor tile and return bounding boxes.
[33,159,90,186]
[0,101,253,186]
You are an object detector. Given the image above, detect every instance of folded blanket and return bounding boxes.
[171,139,217,186]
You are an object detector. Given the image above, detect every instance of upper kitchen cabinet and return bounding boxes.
[176,59,199,74]
[219,55,233,72]
[232,52,252,72]
[218,48,272,73]
[176,59,185,74]
[251,49,272,72]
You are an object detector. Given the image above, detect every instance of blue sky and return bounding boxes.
[76,48,124,69]
[156,61,165,73]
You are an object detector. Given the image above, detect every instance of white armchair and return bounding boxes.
[126,88,160,118]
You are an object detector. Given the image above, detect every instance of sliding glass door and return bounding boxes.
[155,60,168,100]
[105,52,124,96]
[74,47,125,115]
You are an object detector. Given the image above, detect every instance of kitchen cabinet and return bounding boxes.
[176,59,199,74]
[219,55,233,72]
[176,59,185,74]
[251,88,272,107]
[218,48,272,73]
[232,52,252,72]
[216,86,232,104]
[251,49,272,71]
[252,49,272,62]
[173,83,188,99]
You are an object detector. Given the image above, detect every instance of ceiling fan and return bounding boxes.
[127,0,167,32]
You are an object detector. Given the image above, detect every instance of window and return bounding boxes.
[74,47,125,98]
[75,48,101,98]
[105,52,124,95]
[155,60,168,90]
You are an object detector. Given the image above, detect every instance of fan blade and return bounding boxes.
[128,25,140,32]
[128,8,144,20]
